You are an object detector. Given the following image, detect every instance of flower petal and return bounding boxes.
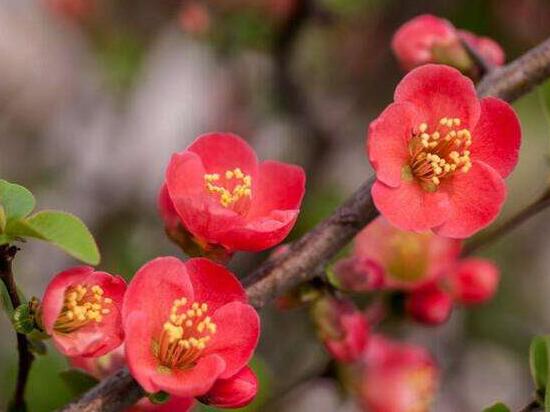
[434,161,506,238]
[184,258,247,313]
[122,257,194,328]
[187,132,259,178]
[247,160,305,218]
[42,266,94,335]
[150,354,226,398]
[394,64,480,128]
[392,14,457,70]
[166,151,242,242]
[371,179,451,233]
[367,102,422,188]
[203,302,260,379]
[470,97,521,178]
[125,312,164,394]
[217,209,299,252]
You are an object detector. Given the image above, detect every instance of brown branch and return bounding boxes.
[477,38,550,101]
[58,35,550,412]
[459,35,495,77]
[519,399,542,412]
[463,186,550,256]
[0,245,34,412]
[57,368,144,412]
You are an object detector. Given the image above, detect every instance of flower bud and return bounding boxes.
[312,296,369,363]
[331,256,384,292]
[406,285,453,326]
[360,335,438,412]
[198,366,258,408]
[447,258,500,305]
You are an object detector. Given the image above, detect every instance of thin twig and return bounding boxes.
[459,35,495,77]
[477,37,550,101]
[463,187,550,256]
[519,399,542,412]
[0,244,34,412]
[58,34,550,412]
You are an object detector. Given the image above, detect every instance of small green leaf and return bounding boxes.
[59,369,99,396]
[148,391,170,405]
[530,336,550,391]
[12,303,35,334]
[0,205,6,232]
[0,280,14,317]
[0,180,35,222]
[22,210,100,265]
[483,403,511,412]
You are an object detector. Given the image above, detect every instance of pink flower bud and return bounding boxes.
[392,14,505,72]
[406,284,453,326]
[331,256,385,292]
[447,258,500,305]
[313,296,369,363]
[198,366,258,408]
[360,335,438,412]
[179,2,210,35]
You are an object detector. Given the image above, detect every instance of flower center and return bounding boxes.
[386,233,429,283]
[406,117,472,192]
[54,284,112,333]
[406,367,436,412]
[204,167,252,209]
[153,297,217,371]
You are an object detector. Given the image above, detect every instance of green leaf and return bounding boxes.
[530,336,550,391]
[0,280,14,318]
[483,403,511,412]
[148,391,170,405]
[59,369,99,396]
[22,211,100,265]
[0,180,35,222]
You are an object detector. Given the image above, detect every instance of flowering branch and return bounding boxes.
[0,244,34,412]
[463,186,550,256]
[477,38,550,101]
[57,35,550,412]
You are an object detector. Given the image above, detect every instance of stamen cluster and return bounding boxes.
[409,117,472,190]
[155,297,217,370]
[54,284,112,333]
[204,167,252,208]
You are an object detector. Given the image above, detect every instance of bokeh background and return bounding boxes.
[1,0,550,410]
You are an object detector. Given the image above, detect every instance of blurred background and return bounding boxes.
[1,0,550,410]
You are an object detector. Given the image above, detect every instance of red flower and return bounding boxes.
[392,14,505,72]
[162,133,305,254]
[334,217,461,290]
[405,284,453,326]
[360,335,438,412]
[312,296,369,363]
[367,64,521,238]
[123,257,260,398]
[446,258,500,305]
[198,366,258,408]
[40,266,126,357]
